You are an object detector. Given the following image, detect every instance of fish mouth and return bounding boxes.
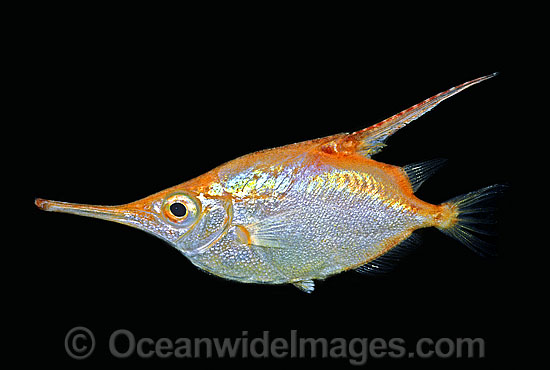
[35,198,126,219]
[34,197,149,228]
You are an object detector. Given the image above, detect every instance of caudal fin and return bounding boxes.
[436,184,506,257]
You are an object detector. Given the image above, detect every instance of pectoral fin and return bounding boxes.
[241,210,297,250]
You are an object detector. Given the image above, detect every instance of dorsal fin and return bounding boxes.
[355,233,421,275]
[402,158,447,192]
[353,73,497,157]
[319,74,497,158]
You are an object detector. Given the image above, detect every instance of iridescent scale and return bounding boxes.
[188,156,428,284]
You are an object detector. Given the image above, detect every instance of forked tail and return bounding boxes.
[435,184,506,256]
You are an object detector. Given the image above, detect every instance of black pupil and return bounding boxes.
[170,202,187,217]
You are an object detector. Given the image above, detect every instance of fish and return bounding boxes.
[35,73,503,293]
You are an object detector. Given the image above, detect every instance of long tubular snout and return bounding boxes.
[35,198,127,222]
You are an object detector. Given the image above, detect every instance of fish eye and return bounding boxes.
[169,202,187,217]
[162,193,200,225]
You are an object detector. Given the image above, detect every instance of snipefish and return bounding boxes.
[36,73,503,293]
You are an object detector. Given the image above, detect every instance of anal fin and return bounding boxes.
[355,233,421,275]
[292,279,315,293]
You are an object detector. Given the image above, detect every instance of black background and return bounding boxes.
[19,10,528,368]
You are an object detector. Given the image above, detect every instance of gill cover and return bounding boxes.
[174,195,233,257]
